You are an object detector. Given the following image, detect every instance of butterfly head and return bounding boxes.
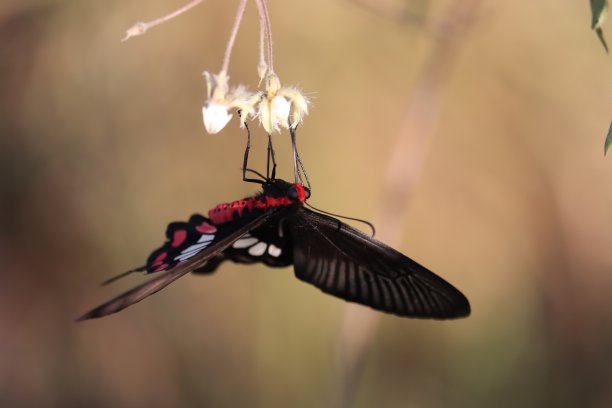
[287,183,310,202]
[262,179,310,203]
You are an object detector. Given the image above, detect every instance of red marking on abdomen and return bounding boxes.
[196,222,217,233]
[263,196,293,207]
[208,195,297,225]
[171,230,187,247]
[209,198,255,224]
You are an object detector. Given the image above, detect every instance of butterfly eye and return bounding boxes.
[287,184,310,201]
[287,186,299,200]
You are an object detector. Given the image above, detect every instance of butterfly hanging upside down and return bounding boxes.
[78,179,470,321]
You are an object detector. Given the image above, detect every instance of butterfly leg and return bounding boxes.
[266,133,277,180]
[242,122,265,184]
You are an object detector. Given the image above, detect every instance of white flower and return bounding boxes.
[257,74,309,133]
[259,95,290,133]
[201,71,260,133]
[278,87,309,129]
[202,102,233,134]
[271,95,290,124]
[200,71,309,134]
[229,86,262,128]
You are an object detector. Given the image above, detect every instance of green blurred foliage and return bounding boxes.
[1,0,612,407]
[591,0,609,52]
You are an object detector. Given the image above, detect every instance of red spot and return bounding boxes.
[208,198,258,224]
[171,230,187,247]
[260,196,293,208]
[196,222,217,233]
[154,263,169,272]
[294,184,307,202]
[152,251,167,266]
[207,190,303,225]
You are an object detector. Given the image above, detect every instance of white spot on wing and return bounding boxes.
[268,244,282,258]
[198,234,214,243]
[181,242,209,254]
[174,242,210,261]
[175,251,197,261]
[233,237,258,248]
[248,242,267,256]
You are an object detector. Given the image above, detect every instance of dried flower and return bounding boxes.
[202,102,232,134]
[257,74,309,133]
[201,71,262,133]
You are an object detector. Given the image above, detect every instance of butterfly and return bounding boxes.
[78,179,470,320]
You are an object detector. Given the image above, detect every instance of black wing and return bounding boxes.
[78,209,280,320]
[193,217,293,273]
[289,207,470,319]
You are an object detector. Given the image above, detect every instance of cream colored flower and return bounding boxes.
[202,102,232,134]
[201,71,260,134]
[278,86,309,129]
[257,74,309,133]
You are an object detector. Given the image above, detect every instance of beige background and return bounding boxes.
[1,0,611,406]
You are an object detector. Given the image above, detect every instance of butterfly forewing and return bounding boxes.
[78,209,279,320]
[289,208,470,319]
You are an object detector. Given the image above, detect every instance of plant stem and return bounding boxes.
[258,3,267,78]
[122,0,207,41]
[254,0,274,75]
[221,0,249,74]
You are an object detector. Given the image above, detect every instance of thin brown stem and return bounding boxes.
[122,0,207,42]
[257,4,267,80]
[254,0,274,75]
[221,0,249,74]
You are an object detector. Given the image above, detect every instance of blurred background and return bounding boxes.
[2,0,612,406]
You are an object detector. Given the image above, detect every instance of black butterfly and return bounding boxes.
[78,179,470,320]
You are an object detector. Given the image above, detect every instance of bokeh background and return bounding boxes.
[2,0,612,407]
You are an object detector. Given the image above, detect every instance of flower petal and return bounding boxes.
[202,103,232,134]
[271,95,290,129]
[258,99,274,134]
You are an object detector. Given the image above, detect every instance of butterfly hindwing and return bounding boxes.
[193,216,293,273]
[289,208,470,319]
[144,214,222,273]
[78,209,280,320]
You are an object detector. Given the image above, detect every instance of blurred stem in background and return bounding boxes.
[530,160,612,406]
[122,0,207,41]
[330,1,483,406]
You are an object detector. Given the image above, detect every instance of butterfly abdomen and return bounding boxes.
[208,195,296,224]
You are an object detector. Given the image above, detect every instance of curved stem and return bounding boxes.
[221,0,249,74]
[257,4,267,78]
[122,0,207,41]
[254,0,274,75]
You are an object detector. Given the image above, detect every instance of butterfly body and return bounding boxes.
[79,180,470,321]
[208,179,306,224]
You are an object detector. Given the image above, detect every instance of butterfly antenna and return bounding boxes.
[297,151,311,191]
[289,125,311,191]
[242,122,264,185]
[289,126,311,190]
[290,126,300,184]
[305,202,376,237]
[100,266,145,286]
